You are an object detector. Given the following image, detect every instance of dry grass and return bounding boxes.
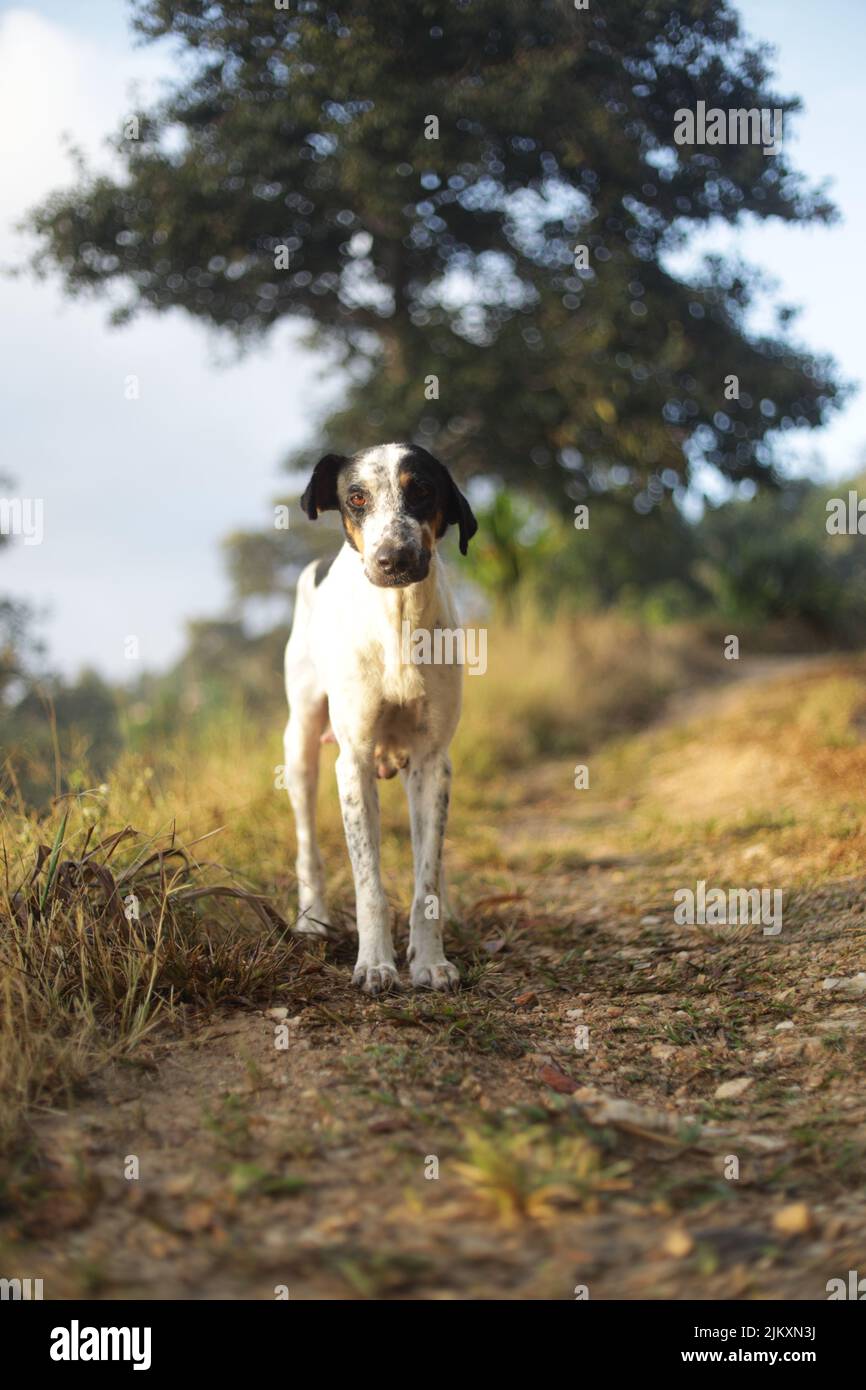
[453,609,716,776]
[0,812,304,1189]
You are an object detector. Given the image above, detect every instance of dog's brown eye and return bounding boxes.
[348,493,367,509]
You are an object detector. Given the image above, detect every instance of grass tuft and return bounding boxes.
[0,809,302,1179]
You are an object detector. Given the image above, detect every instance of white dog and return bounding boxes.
[283,443,477,995]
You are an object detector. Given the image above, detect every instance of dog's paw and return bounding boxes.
[352,961,400,996]
[410,958,460,992]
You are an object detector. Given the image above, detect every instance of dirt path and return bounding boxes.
[7,655,866,1300]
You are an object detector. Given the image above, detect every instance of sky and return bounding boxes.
[1,0,865,680]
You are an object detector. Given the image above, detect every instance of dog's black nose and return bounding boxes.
[375,543,414,574]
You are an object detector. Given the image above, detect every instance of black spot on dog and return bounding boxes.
[397,446,478,555]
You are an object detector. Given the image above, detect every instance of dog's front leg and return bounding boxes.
[406,751,459,991]
[335,749,398,995]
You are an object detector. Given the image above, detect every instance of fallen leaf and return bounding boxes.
[773,1203,813,1236]
[539,1063,578,1095]
[182,1201,216,1233]
[714,1076,753,1101]
[663,1228,694,1258]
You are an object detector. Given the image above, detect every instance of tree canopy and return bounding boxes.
[30,0,844,506]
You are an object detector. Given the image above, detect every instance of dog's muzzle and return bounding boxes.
[368,541,430,587]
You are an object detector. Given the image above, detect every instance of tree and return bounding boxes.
[30,0,844,510]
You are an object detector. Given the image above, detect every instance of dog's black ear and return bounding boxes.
[299,454,347,520]
[440,468,478,556]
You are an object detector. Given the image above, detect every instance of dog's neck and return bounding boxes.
[358,548,448,705]
[387,557,441,626]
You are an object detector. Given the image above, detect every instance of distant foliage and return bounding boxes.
[460,474,866,641]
